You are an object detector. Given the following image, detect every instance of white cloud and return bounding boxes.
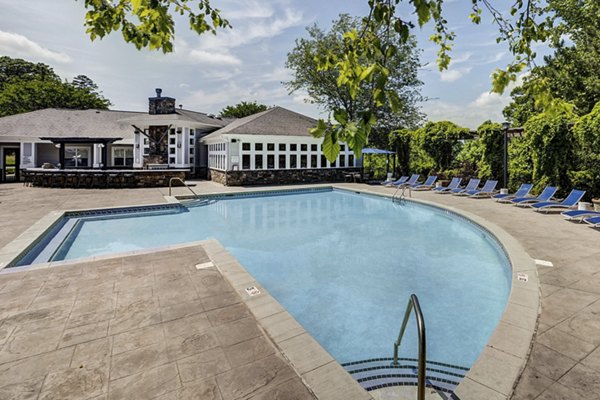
[221,0,276,20]
[188,49,242,66]
[421,88,513,128]
[439,67,472,82]
[193,7,304,52]
[0,30,71,64]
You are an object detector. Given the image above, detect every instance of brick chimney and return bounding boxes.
[149,88,176,114]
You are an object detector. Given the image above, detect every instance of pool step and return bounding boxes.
[342,357,468,399]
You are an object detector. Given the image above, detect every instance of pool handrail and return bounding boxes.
[392,293,426,400]
[168,177,199,198]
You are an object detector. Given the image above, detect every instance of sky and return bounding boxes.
[0,0,534,128]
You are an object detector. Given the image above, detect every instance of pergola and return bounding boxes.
[39,137,122,170]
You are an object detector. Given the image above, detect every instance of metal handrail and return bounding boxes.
[392,185,411,203]
[393,294,427,400]
[168,177,199,198]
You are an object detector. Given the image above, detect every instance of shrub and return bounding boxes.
[454,139,485,178]
[401,121,470,176]
[572,102,600,198]
[477,121,504,180]
[507,137,533,192]
[524,110,579,195]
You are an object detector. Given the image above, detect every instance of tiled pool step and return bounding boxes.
[342,358,468,399]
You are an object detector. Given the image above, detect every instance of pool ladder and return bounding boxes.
[393,294,427,400]
[168,177,199,198]
[392,185,411,203]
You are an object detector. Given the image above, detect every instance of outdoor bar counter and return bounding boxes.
[22,168,189,188]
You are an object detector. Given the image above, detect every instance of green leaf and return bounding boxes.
[322,129,341,162]
[309,119,328,138]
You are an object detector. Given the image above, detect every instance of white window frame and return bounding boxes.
[112,146,134,167]
[64,145,91,168]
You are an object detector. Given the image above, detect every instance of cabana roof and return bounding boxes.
[362,148,395,155]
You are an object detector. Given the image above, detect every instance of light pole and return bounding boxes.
[502,122,510,188]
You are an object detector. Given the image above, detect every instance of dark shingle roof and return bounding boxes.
[202,107,316,140]
[0,108,228,141]
[175,109,229,127]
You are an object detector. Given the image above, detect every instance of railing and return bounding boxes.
[168,177,199,198]
[393,294,427,400]
[392,185,411,203]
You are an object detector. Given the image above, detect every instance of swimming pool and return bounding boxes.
[15,188,511,390]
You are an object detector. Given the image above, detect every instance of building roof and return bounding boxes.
[202,106,316,141]
[0,108,230,143]
[0,109,142,141]
[118,108,228,128]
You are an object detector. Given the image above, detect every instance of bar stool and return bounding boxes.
[65,173,77,188]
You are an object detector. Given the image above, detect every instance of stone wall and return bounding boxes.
[208,169,227,185]
[25,169,188,188]
[209,168,361,186]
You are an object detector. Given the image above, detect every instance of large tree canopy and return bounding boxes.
[286,14,423,151]
[219,101,268,118]
[0,57,111,117]
[504,0,600,125]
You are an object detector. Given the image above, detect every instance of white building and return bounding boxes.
[0,90,360,186]
[202,107,359,185]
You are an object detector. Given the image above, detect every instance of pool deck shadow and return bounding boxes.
[0,181,599,399]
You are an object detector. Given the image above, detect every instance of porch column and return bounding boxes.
[20,142,35,168]
[93,144,102,168]
[101,144,108,170]
[59,143,65,169]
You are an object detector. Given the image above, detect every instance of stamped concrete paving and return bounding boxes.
[0,244,316,399]
[1,181,600,399]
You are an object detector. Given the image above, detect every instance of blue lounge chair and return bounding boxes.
[381,176,408,187]
[531,189,586,213]
[397,174,420,188]
[384,176,407,187]
[451,178,480,195]
[494,183,533,203]
[411,175,438,190]
[466,180,498,198]
[561,209,600,221]
[434,177,461,193]
[584,216,600,228]
[511,186,558,207]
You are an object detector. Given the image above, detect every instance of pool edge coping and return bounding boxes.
[0,184,540,400]
[201,239,374,400]
[338,185,540,400]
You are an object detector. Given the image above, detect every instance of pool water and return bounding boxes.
[30,189,511,368]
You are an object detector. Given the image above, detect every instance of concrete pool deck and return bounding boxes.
[0,181,599,399]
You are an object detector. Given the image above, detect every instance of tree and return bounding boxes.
[286,14,423,151]
[219,101,268,118]
[81,0,230,53]
[0,56,58,90]
[504,2,600,125]
[0,57,111,117]
[78,1,598,158]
